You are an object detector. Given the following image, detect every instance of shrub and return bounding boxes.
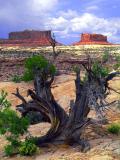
[6,136,21,147]
[22,70,33,82]
[11,75,22,83]
[107,123,120,134]
[0,108,31,156]
[73,66,80,73]
[92,61,109,78]
[19,139,37,156]
[4,144,16,156]
[0,90,11,109]
[0,90,38,157]
[0,108,30,135]
[102,51,109,62]
[22,55,56,82]
[114,55,120,70]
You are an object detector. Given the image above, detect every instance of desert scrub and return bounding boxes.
[114,55,120,70]
[19,138,37,156]
[92,61,109,77]
[11,74,22,83]
[107,123,120,134]
[4,144,16,156]
[0,90,38,156]
[102,51,109,62]
[22,55,56,82]
[0,90,11,109]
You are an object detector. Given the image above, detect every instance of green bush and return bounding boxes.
[6,136,21,147]
[73,66,80,73]
[0,90,11,109]
[22,70,33,82]
[102,51,109,62]
[22,55,56,82]
[0,90,38,156]
[0,108,31,156]
[92,61,109,78]
[107,123,120,134]
[11,75,22,83]
[19,139,37,156]
[0,109,30,135]
[4,144,16,156]
[114,55,120,70]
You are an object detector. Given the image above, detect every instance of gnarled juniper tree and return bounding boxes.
[13,53,120,152]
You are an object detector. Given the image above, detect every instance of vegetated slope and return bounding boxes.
[0,45,120,81]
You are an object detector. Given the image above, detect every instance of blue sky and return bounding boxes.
[0,0,120,44]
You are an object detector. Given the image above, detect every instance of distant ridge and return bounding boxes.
[0,30,62,47]
[73,33,112,45]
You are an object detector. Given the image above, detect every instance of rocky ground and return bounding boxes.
[0,74,120,160]
[0,45,120,81]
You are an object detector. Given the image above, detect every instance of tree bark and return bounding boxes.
[13,65,119,152]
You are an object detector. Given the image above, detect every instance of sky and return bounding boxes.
[0,0,120,44]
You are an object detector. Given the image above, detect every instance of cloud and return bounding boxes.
[85,0,107,6]
[85,5,99,11]
[0,0,120,44]
[30,0,58,12]
[0,0,59,25]
[58,10,78,19]
[47,11,120,43]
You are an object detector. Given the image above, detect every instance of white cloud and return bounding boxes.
[85,0,107,6]
[47,11,120,43]
[58,9,78,19]
[0,1,120,43]
[49,17,68,30]
[85,5,99,11]
[0,0,60,31]
[30,0,58,12]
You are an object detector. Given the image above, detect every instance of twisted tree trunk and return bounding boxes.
[13,61,119,152]
[14,67,91,152]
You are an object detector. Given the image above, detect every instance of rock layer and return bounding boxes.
[0,30,61,47]
[73,33,112,45]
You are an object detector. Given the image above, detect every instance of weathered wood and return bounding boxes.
[13,60,120,152]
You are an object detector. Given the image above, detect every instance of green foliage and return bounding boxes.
[19,138,37,156]
[6,135,21,147]
[102,51,109,62]
[0,107,31,156]
[73,66,80,73]
[25,55,48,71]
[82,73,88,83]
[4,144,16,156]
[92,61,109,78]
[11,75,22,83]
[114,55,120,70]
[0,90,11,110]
[107,123,120,134]
[22,70,33,82]
[0,90,38,157]
[0,109,30,135]
[22,55,56,82]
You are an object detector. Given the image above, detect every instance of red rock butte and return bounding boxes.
[73,33,112,45]
[0,30,61,47]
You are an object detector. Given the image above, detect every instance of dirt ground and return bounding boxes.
[0,74,120,160]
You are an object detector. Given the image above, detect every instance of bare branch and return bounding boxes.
[107,86,120,94]
[106,72,120,82]
[12,88,27,104]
